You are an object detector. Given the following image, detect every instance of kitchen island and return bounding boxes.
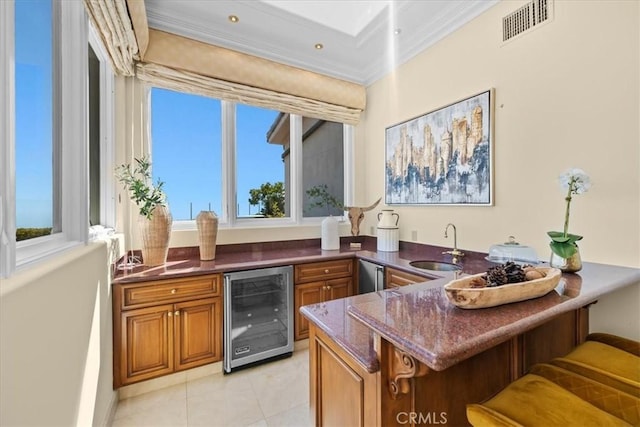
[300,261,640,426]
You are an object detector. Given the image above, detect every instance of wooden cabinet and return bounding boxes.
[309,307,589,427]
[113,274,222,388]
[385,267,430,289]
[294,260,354,340]
[309,324,378,427]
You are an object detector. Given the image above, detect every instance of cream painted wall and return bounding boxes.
[357,0,639,337]
[0,241,119,426]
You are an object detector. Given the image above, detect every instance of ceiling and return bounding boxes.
[144,0,499,86]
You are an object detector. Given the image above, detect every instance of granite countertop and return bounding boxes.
[342,262,640,372]
[112,237,488,284]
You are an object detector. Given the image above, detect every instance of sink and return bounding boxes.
[409,260,462,272]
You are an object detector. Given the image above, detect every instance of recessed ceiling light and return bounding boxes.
[314,43,324,50]
[228,15,239,23]
[394,28,402,35]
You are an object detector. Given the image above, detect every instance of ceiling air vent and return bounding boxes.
[502,0,553,43]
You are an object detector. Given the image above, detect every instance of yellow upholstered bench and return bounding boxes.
[551,334,640,397]
[468,333,640,426]
[587,333,640,357]
[467,363,640,426]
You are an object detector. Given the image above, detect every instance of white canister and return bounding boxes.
[377,209,400,228]
[321,216,340,250]
[377,227,399,252]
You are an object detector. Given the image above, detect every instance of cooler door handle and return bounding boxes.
[375,266,384,292]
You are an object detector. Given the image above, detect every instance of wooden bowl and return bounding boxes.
[443,267,562,309]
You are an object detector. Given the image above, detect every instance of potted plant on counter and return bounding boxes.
[116,157,172,266]
[306,184,344,250]
[548,168,591,273]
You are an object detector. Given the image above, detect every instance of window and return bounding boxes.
[236,104,286,218]
[88,43,100,226]
[1,1,97,277]
[14,0,54,241]
[149,87,351,227]
[88,26,115,230]
[151,88,223,221]
[300,118,344,217]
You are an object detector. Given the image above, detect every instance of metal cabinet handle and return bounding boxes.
[174,310,180,316]
[324,269,329,274]
[168,311,173,317]
[171,289,177,294]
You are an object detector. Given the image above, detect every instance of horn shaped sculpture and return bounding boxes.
[344,198,382,236]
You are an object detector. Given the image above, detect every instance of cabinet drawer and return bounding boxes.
[385,267,430,288]
[120,275,220,309]
[295,259,353,283]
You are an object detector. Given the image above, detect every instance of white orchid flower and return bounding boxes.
[549,168,591,259]
[559,168,591,195]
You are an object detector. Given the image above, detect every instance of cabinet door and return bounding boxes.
[120,304,174,386]
[325,277,353,301]
[295,281,324,340]
[314,332,365,427]
[174,297,222,371]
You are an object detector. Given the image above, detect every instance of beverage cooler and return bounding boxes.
[223,265,293,373]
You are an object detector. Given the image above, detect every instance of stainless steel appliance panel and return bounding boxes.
[358,259,384,293]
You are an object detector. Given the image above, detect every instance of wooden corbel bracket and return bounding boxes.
[388,348,429,399]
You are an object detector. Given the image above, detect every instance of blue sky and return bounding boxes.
[15,0,53,228]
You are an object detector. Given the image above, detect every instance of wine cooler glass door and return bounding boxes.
[224,266,293,372]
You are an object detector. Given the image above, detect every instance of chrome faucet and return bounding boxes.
[443,223,465,264]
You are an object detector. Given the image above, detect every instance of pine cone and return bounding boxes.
[503,262,526,283]
[485,265,508,287]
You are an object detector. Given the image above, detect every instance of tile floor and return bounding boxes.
[111,349,311,427]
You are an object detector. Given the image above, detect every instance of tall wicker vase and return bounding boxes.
[138,205,172,266]
[196,211,219,260]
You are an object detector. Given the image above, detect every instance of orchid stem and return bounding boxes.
[563,179,574,238]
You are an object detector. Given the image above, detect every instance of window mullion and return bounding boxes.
[0,0,16,278]
[59,0,88,243]
[222,101,235,225]
[343,124,355,207]
[289,114,302,223]
[52,0,62,234]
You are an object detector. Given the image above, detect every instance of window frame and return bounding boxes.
[1,1,92,278]
[88,24,116,230]
[148,85,354,231]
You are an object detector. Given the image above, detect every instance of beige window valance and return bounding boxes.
[137,62,363,125]
[143,29,365,111]
[84,1,366,123]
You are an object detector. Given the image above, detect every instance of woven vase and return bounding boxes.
[138,205,172,267]
[196,211,219,260]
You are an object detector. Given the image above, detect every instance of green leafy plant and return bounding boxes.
[305,184,344,215]
[248,181,285,217]
[548,168,591,258]
[115,157,167,219]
